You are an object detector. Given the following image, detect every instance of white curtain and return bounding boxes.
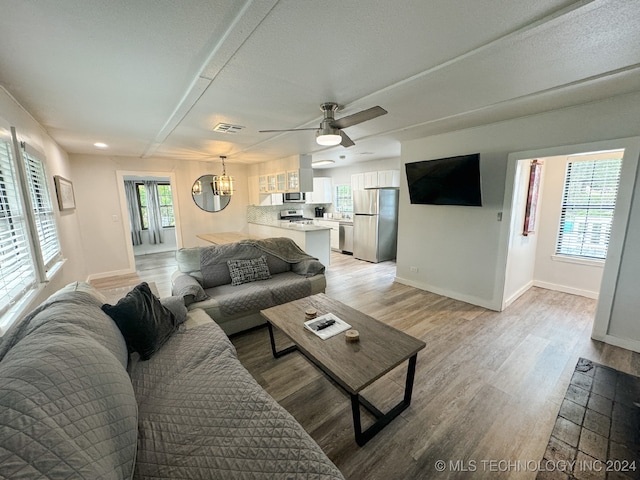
[145,181,164,244]
[124,180,142,246]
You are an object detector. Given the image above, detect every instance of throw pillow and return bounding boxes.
[227,256,272,286]
[102,282,178,360]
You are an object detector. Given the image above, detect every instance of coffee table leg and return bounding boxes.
[267,322,298,359]
[350,354,418,446]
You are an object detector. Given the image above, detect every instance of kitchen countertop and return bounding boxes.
[249,221,331,232]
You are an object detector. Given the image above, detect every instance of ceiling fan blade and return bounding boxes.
[340,130,355,147]
[331,106,387,129]
[258,128,318,133]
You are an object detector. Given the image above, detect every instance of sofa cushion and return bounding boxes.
[102,282,179,360]
[200,243,268,288]
[0,286,138,479]
[160,295,188,324]
[129,320,344,479]
[227,255,272,285]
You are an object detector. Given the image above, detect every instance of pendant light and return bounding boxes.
[192,180,202,195]
[212,155,234,195]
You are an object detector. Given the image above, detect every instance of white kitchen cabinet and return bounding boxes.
[266,174,277,192]
[378,169,400,187]
[351,173,365,191]
[258,175,268,193]
[316,219,340,250]
[364,171,379,188]
[306,177,332,203]
[276,171,287,192]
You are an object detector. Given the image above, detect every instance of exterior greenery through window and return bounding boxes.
[334,184,353,214]
[136,183,175,229]
[556,157,622,260]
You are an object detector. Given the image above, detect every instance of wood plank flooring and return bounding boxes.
[93,250,640,480]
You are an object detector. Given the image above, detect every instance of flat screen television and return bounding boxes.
[405,153,482,206]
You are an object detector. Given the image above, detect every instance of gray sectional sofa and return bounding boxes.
[171,237,327,335]
[0,281,344,479]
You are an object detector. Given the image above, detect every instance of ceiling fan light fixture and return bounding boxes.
[316,127,342,146]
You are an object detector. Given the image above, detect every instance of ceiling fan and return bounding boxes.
[259,102,387,147]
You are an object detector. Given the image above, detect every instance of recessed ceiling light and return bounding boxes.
[312,159,335,167]
[94,142,108,148]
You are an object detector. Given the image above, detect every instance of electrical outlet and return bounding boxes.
[497,212,503,221]
[112,214,119,222]
[410,266,418,273]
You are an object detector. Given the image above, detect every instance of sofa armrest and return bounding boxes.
[291,258,325,277]
[171,272,209,306]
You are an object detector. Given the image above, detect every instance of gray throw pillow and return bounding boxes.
[102,282,178,360]
[227,256,271,286]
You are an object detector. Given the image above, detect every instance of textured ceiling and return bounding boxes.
[0,0,639,168]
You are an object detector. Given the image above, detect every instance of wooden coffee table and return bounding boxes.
[260,293,426,446]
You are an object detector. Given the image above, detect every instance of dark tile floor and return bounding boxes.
[538,358,640,480]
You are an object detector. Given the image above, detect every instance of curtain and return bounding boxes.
[124,181,143,246]
[145,181,164,244]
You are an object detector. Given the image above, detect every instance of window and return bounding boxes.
[556,157,622,260]
[0,129,62,319]
[334,184,353,214]
[136,182,175,229]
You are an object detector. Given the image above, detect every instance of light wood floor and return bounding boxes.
[93,250,640,480]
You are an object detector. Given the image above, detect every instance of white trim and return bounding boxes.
[532,280,599,299]
[394,276,500,311]
[503,281,534,309]
[591,332,640,354]
[86,267,136,282]
[550,254,605,267]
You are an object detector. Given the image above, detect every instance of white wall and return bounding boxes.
[70,154,250,279]
[0,87,87,317]
[502,159,542,306]
[396,90,640,345]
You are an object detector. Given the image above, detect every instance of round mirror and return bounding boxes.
[191,174,231,212]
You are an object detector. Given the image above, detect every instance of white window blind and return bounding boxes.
[21,144,61,268]
[556,158,622,260]
[0,136,36,316]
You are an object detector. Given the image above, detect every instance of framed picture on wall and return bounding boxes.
[523,160,542,236]
[54,175,76,210]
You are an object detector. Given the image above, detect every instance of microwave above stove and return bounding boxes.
[283,192,306,202]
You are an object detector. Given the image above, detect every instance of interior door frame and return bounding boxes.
[116,170,183,273]
[497,136,640,342]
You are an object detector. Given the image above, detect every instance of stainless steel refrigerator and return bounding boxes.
[353,188,399,263]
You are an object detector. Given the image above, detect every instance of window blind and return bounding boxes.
[556,158,622,260]
[21,145,61,268]
[0,137,36,316]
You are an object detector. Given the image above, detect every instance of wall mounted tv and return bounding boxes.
[405,153,482,206]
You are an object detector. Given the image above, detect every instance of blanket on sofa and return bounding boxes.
[240,237,326,277]
[0,288,138,479]
[128,320,344,480]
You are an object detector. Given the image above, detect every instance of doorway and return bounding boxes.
[116,170,182,274]
[498,137,640,344]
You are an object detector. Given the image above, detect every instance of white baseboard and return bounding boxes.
[533,280,599,299]
[591,332,640,354]
[394,276,501,311]
[503,281,534,309]
[86,268,136,282]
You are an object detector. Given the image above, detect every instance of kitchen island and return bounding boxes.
[248,222,331,267]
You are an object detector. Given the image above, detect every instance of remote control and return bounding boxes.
[315,319,336,330]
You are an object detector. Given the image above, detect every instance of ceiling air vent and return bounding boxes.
[212,123,244,134]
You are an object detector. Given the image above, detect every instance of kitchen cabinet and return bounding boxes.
[316,219,340,250]
[306,177,332,204]
[276,172,287,192]
[248,178,284,206]
[351,173,365,191]
[378,170,400,187]
[266,174,277,192]
[364,171,378,189]
[258,175,268,193]
[287,170,299,191]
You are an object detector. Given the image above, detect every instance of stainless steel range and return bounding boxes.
[279,209,315,224]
